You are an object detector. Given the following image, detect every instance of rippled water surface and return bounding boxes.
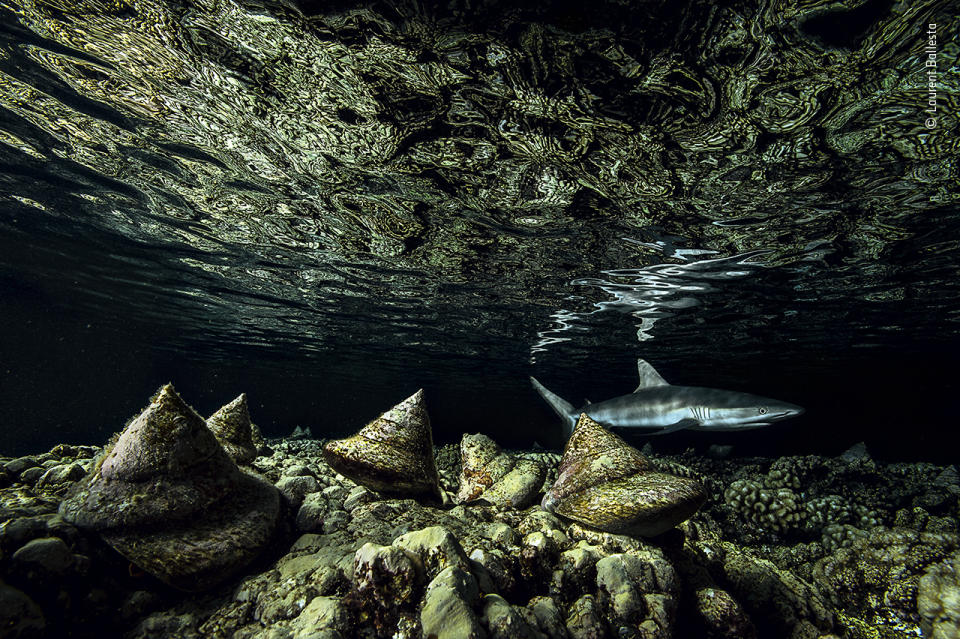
[1,0,958,458]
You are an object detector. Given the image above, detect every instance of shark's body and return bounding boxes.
[532,359,804,439]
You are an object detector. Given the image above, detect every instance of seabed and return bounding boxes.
[1,434,958,639]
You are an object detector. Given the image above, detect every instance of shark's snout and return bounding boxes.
[772,402,804,420]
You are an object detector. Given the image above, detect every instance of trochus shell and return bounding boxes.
[322,389,441,500]
[207,393,258,465]
[59,384,279,591]
[542,413,706,537]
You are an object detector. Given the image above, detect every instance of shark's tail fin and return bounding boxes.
[530,377,577,438]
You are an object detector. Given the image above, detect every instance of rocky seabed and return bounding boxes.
[1,386,959,639]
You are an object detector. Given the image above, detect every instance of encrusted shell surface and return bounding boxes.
[59,384,280,591]
[207,393,258,464]
[322,389,441,500]
[542,413,706,537]
[456,433,546,509]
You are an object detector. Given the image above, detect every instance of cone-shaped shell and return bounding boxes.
[60,383,241,530]
[542,414,706,537]
[323,389,441,499]
[101,468,278,591]
[59,384,279,591]
[207,393,257,464]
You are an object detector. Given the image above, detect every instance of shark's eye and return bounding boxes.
[759,407,768,415]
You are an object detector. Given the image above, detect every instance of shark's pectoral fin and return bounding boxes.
[649,418,698,436]
[635,358,670,392]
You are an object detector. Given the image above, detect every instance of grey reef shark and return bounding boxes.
[531,359,804,439]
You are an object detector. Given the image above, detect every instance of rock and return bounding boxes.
[934,466,960,495]
[342,485,374,511]
[207,393,258,464]
[694,587,757,639]
[129,611,200,639]
[289,425,312,440]
[322,509,349,534]
[393,526,471,580]
[347,543,425,635]
[542,414,706,536]
[11,536,76,580]
[483,522,518,546]
[469,548,515,596]
[457,433,546,509]
[840,441,870,462]
[283,464,316,478]
[0,516,49,553]
[322,485,348,501]
[565,594,606,639]
[481,593,541,639]
[295,493,330,532]
[18,467,45,485]
[555,541,605,599]
[58,383,280,591]
[120,590,164,622]
[289,596,351,638]
[276,475,321,508]
[528,597,566,639]
[36,463,86,487]
[4,457,39,476]
[596,554,648,621]
[519,510,565,537]
[0,580,45,638]
[421,566,485,639]
[322,389,442,500]
[918,551,960,639]
[723,541,835,637]
[595,551,678,638]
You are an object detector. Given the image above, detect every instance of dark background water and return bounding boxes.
[1,0,958,461]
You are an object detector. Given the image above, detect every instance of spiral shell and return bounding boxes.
[456,433,546,509]
[542,414,706,537]
[207,393,257,464]
[322,389,441,500]
[59,384,279,591]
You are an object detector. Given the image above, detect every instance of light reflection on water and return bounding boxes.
[531,250,770,360]
[0,0,957,382]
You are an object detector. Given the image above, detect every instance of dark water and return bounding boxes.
[0,0,958,460]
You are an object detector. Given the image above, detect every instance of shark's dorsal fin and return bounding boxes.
[584,398,592,405]
[635,359,670,391]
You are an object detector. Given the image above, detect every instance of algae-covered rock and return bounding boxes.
[10,537,77,582]
[457,433,546,510]
[813,527,959,636]
[393,525,471,580]
[717,541,835,638]
[694,587,757,639]
[595,550,679,639]
[288,596,351,638]
[346,542,424,635]
[481,593,540,639]
[420,566,485,639]
[58,384,280,591]
[565,594,606,639]
[918,551,960,639]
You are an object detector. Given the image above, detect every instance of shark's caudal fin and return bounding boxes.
[530,377,578,438]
